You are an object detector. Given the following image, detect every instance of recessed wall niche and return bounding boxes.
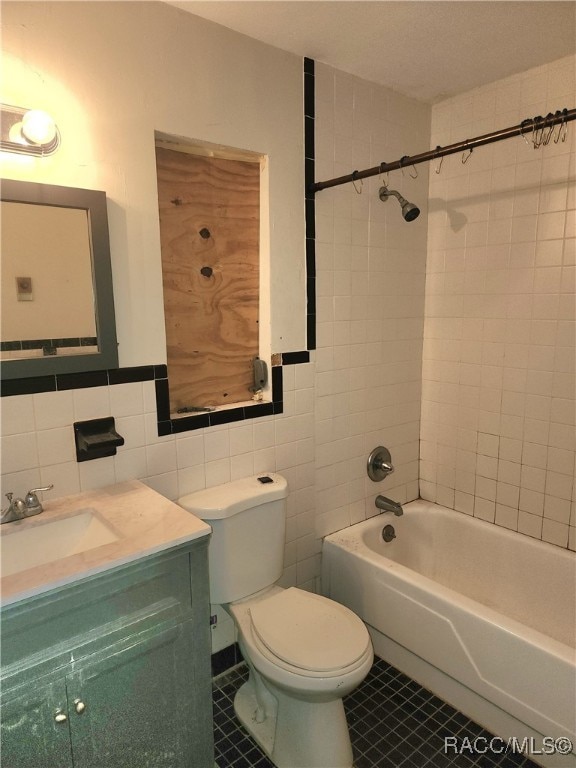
[155,139,263,417]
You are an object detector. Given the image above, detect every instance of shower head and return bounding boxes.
[378,186,420,222]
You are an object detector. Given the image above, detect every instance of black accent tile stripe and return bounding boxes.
[303,56,314,76]
[108,365,155,384]
[154,364,168,379]
[281,351,310,365]
[304,57,316,354]
[307,277,317,316]
[209,407,246,427]
[1,337,98,352]
[271,366,283,403]
[57,370,109,390]
[154,378,171,421]
[305,198,316,239]
[1,375,56,397]
[157,420,173,437]
[304,116,315,161]
[247,401,275,418]
[306,238,316,277]
[307,313,317,350]
[304,73,315,118]
[305,158,315,201]
[0,341,23,352]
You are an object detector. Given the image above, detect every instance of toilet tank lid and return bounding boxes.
[178,473,288,520]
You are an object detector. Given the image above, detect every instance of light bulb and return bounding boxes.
[21,110,57,145]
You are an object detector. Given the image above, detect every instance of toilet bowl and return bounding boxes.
[228,586,373,768]
[178,474,373,768]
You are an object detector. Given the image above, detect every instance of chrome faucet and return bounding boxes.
[1,485,53,524]
[1,493,27,524]
[375,494,403,516]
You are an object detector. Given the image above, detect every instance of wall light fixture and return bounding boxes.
[1,104,60,156]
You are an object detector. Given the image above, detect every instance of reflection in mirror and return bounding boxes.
[0,180,118,379]
[2,202,97,359]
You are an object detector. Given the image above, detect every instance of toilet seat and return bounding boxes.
[248,587,370,675]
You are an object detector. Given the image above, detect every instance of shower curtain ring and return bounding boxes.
[532,115,544,149]
[434,147,444,175]
[351,170,363,194]
[560,108,569,142]
[379,163,389,187]
[553,111,563,143]
[520,119,532,147]
[542,113,555,146]
[462,147,473,164]
[399,156,418,178]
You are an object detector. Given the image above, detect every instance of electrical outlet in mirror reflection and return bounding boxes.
[16,276,33,301]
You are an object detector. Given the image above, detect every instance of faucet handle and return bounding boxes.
[367,446,395,482]
[4,492,24,508]
[26,484,54,497]
[25,484,53,511]
[1,493,26,523]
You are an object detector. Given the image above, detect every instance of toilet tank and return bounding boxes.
[178,474,288,604]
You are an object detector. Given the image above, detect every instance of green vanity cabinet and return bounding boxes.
[1,671,72,767]
[0,536,214,768]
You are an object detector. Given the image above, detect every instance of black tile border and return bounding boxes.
[281,351,310,365]
[1,336,99,353]
[153,363,286,435]
[0,358,299,433]
[0,375,57,397]
[304,56,317,352]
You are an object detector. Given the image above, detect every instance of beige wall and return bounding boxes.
[1,0,306,363]
[422,55,576,551]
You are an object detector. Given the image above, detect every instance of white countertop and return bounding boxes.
[0,480,211,606]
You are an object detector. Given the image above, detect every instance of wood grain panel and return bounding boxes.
[156,147,260,411]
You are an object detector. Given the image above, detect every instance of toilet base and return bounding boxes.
[234,666,354,768]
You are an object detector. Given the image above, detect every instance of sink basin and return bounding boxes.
[1,510,119,578]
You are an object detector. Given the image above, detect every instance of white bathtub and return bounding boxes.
[323,500,576,768]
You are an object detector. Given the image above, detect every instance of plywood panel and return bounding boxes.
[156,146,260,411]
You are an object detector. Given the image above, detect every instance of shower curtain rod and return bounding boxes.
[310,107,576,193]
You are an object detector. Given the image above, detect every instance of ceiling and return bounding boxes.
[167,1,576,103]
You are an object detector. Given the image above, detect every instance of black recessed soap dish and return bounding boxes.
[73,417,125,462]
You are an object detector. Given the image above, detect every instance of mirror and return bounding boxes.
[0,179,118,379]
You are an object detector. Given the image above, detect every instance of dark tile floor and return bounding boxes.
[212,657,539,768]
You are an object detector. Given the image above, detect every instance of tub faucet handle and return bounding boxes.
[367,446,395,482]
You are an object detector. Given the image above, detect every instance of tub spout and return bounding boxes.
[375,495,403,516]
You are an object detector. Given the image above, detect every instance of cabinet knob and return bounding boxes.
[74,699,86,714]
[54,710,68,723]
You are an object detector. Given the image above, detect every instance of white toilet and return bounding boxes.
[179,473,373,768]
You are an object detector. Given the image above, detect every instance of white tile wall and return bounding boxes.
[422,54,576,552]
[313,63,430,541]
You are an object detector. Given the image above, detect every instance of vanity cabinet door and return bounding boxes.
[0,674,72,768]
[66,619,202,768]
